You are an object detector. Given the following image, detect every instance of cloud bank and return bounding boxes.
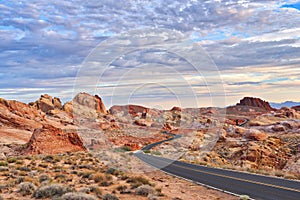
[0,0,299,107]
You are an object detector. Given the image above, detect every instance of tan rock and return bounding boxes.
[246,129,268,141]
[134,119,152,127]
[272,125,286,132]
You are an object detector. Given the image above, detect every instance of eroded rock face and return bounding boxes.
[23,124,86,155]
[30,94,62,113]
[275,107,300,119]
[291,106,300,112]
[246,129,268,141]
[0,98,44,131]
[73,93,107,115]
[110,105,148,116]
[237,97,275,111]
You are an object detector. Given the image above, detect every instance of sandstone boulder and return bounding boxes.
[23,124,86,155]
[134,119,152,127]
[246,129,268,141]
[272,125,286,132]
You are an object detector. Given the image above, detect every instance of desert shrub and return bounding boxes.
[7,157,17,163]
[0,161,8,166]
[0,166,9,172]
[38,163,48,168]
[79,171,93,179]
[127,176,151,188]
[18,182,36,196]
[105,168,120,176]
[17,166,31,172]
[61,192,97,200]
[151,151,162,156]
[103,193,119,200]
[116,185,127,193]
[33,184,73,198]
[92,173,105,183]
[121,146,132,151]
[135,185,155,196]
[239,195,250,200]
[90,186,102,198]
[39,174,51,183]
[148,194,159,200]
[16,160,24,165]
[144,150,151,154]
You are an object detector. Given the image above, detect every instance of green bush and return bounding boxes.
[33,184,73,198]
[18,182,36,196]
[0,161,8,166]
[7,157,17,163]
[239,195,250,200]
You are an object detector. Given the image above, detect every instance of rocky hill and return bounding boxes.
[237,97,275,111]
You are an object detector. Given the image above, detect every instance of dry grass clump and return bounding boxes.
[135,184,155,196]
[33,184,73,198]
[61,192,97,200]
[18,182,36,196]
[103,193,119,200]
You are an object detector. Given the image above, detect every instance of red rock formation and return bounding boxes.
[0,98,44,131]
[23,124,86,155]
[291,105,300,111]
[30,94,62,113]
[109,105,148,116]
[171,106,182,112]
[73,92,107,115]
[246,129,268,141]
[237,97,275,111]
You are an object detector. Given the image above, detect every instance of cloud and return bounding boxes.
[0,0,299,106]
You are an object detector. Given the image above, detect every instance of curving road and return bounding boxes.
[134,124,300,200]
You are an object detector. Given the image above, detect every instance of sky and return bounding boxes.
[1,0,300,108]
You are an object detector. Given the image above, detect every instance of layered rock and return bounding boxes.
[237,97,275,111]
[66,93,108,119]
[110,105,148,116]
[23,124,86,155]
[0,98,44,131]
[30,94,62,113]
[291,105,300,112]
[246,129,268,141]
[274,107,300,119]
[73,93,107,114]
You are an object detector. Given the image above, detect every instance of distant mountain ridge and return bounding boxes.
[270,101,300,109]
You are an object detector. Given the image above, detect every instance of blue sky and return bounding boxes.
[0,0,300,108]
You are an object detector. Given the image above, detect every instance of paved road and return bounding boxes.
[134,124,300,200]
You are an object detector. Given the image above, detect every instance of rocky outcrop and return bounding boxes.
[291,105,300,112]
[73,93,107,115]
[23,124,86,155]
[275,107,300,119]
[134,119,152,127]
[246,129,268,141]
[30,94,62,113]
[237,97,275,111]
[110,105,148,116]
[171,106,182,112]
[0,98,44,131]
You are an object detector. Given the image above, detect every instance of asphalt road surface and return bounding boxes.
[134,126,300,200]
